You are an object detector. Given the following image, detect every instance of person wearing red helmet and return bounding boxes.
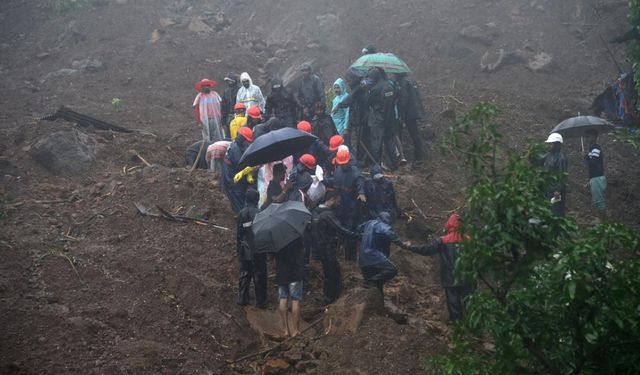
[229,102,247,140]
[324,145,366,261]
[193,78,223,142]
[221,126,255,213]
[326,136,358,177]
[295,121,332,170]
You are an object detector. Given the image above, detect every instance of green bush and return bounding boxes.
[427,103,640,374]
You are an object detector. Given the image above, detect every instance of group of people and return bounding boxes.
[186,46,472,337]
[534,130,607,221]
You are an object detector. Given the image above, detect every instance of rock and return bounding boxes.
[115,0,128,4]
[480,49,526,72]
[43,68,78,81]
[283,347,303,363]
[266,57,281,71]
[323,287,384,335]
[36,52,50,59]
[264,358,290,374]
[71,59,105,73]
[158,18,176,28]
[458,24,495,46]
[398,21,414,29]
[527,52,553,72]
[31,129,96,175]
[306,42,321,50]
[316,13,338,31]
[274,49,288,59]
[188,17,213,34]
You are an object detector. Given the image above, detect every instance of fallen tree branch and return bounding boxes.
[224,318,323,366]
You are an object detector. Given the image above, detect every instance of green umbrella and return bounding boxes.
[350,53,412,74]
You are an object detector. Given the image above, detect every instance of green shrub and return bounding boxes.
[427,103,640,374]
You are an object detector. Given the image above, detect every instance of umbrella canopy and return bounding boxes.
[350,53,411,74]
[238,127,317,168]
[252,201,311,254]
[550,116,615,139]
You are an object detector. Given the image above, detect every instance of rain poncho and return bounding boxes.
[193,91,223,142]
[236,72,265,113]
[331,78,350,135]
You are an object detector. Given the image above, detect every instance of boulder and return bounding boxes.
[264,358,290,374]
[527,52,553,72]
[71,59,105,73]
[480,49,527,72]
[323,287,384,335]
[188,17,213,34]
[458,24,496,46]
[31,129,96,175]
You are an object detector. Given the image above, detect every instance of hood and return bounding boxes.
[225,72,240,83]
[369,164,383,179]
[240,72,253,85]
[378,211,392,224]
[333,78,347,95]
[271,78,283,90]
[244,188,259,207]
[441,213,462,244]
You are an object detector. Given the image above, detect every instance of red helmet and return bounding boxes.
[299,154,317,170]
[233,102,246,111]
[247,106,262,119]
[297,121,312,133]
[329,135,344,151]
[335,147,351,165]
[237,126,254,142]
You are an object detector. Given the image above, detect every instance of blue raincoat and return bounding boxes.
[356,218,401,267]
[331,78,350,135]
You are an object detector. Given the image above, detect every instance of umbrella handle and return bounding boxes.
[581,136,584,153]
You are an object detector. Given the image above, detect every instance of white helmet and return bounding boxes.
[545,133,563,144]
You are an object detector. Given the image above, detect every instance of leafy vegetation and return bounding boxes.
[428,103,640,374]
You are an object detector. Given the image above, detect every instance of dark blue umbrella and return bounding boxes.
[238,127,317,168]
[550,116,615,139]
[252,200,311,253]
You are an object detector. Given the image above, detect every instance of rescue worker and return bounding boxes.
[311,102,338,146]
[265,78,298,128]
[409,213,473,322]
[324,146,366,261]
[364,164,399,222]
[245,106,263,129]
[236,188,267,309]
[295,121,332,168]
[394,72,426,166]
[229,102,247,140]
[221,127,254,213]
[536,133,568,216]
[365,67,399,170]
[584,129,607,222]
[310,191,357,304]
[236,72,265,113]
[357,211,412,294]
[221,72,240,130]
[334,69,367,158]
[296,63,325,121]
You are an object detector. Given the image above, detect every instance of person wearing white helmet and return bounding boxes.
[543,132,568,216]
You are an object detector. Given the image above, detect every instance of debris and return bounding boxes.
[41,106,134,133]
[128,150,153,167]
[71,59,105,73]
[458,24,497,46]
[36,52,50,59]
[323,287,384,335]
[134,202,230,231]
[225,318,323,366]
[188,17,213,34]
[480,49,527,72]
[264,358,290,374]
[158,18,176,28]
[150,29,162,43]
[527,52,553,72]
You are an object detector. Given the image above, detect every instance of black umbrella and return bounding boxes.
[238,127,317,168]
[252,200,311,254]
[550,116,615,139]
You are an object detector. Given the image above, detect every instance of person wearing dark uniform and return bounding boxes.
[236,188,267,308]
